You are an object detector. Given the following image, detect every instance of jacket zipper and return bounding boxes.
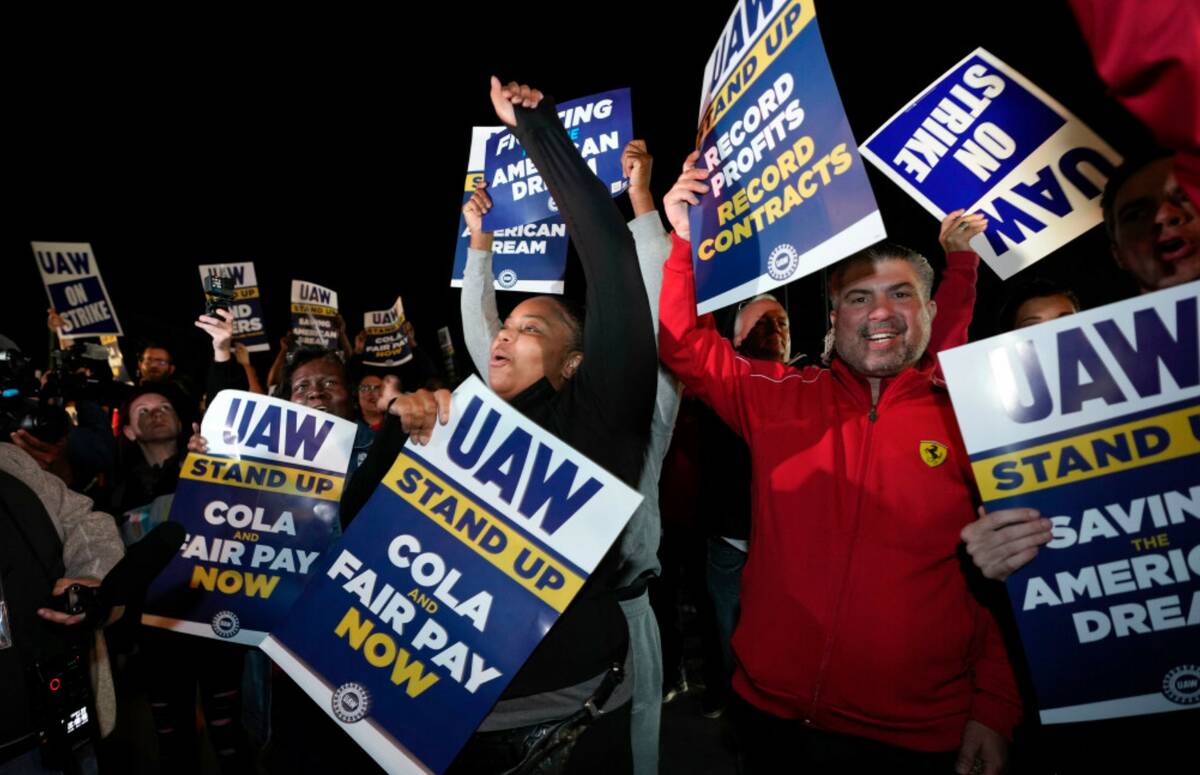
[808,379,880,721]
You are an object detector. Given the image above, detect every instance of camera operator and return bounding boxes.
[10,333,118,500]
[1,340,124,774]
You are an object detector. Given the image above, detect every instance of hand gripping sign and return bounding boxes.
[482,88,633,232]
[363,297,414,367]
[860,48,1122,279]
[940,282,1200,722]
[32,241,124,339]
[262,376,642,774]
[199,262,270,352]
[688,0,885,314]
[451,127,570,293]
[291,280,340,348]
[142,390,357,644]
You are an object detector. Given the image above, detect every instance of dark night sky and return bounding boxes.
[6,2,1152,386]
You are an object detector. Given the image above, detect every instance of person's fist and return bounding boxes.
[490,77,544,128]
[622,140,654,192]
[463,180,494,235]
[939,209,989,254]
[663,151,709,241]
[378,378,452,445]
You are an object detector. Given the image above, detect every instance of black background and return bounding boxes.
[6,1,1152,386]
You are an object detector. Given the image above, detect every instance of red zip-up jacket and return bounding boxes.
[658,233,1021,752]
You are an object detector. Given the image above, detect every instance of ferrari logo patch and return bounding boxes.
[920,440,948,468]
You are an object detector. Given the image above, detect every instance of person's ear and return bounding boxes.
[562,352,583,381]
[122,425,137,443]
[927,299,937,321]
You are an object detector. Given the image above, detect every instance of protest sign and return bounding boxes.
[291,280,339,348]
[940,283,1200,722]
[32,241,123,338]
[451,126,570,293]
[688,0,885,314]
[363,297,414,367]
[142,390,356,644]
[263,375,643,773]
[861,48,1122,279]
[199,262,270,352]
[482,88,633,232]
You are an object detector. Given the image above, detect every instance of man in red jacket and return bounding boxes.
[656,155,1020,775]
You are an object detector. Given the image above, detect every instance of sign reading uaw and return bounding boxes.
[688,0,885,314]
[143,391,356,644]
[262,376,642,774]
[941,282,1200,723]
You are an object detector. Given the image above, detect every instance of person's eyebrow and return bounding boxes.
[842,281,916,297]
[1117,196,1155,218]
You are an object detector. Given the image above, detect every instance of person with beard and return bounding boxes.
[339,79,656,774]
[677,207,986,722]
[656,157,1019,774]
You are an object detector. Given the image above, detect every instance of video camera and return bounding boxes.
[0,341,112,443]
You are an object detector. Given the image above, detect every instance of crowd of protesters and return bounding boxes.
[2,3,1198,773]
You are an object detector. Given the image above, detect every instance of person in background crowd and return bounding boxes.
[998,277,1081,331]
[0,434,124,774]
[1101,150,1200,294]
[354,371,387,430]
[109,386,186,518]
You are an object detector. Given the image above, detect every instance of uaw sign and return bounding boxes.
[861,48,1122,279]
[291,280,339,348]
[262,376,642,773]
[482,88,633,231]
[362,297,414,367]
[689,0,885,314]
[450,127,570,293]
[143,390,356,644]
[941,282,1200,722]
[32,241,123,338]
[199,262,270,352]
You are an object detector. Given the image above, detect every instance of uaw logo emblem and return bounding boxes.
[497,268,519,289]
[332,682,371,723]
[766,243,800,282]
[211,610,241,639]
[919,440,948,468]
[1162,665,1200,705]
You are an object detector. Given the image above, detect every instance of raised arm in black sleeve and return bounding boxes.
[508,100,657,484]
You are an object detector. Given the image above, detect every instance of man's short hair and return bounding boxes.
[119,383,183,430]
[997,277,1081,331]
[1100,147,1172,241]
[828,241,934,307]
[734,294,783,341]
[138,341,173,362]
